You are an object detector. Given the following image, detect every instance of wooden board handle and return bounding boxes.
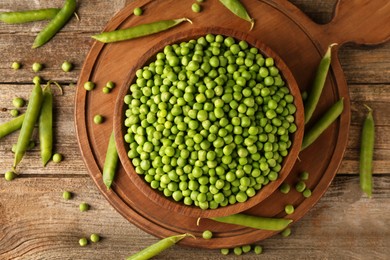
[323,0,390,45]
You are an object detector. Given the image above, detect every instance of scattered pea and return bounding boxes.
[202,230,213,240]
[220,248,229,255]
[79,202,89,212]
[11,62,21,70]
[32,62,43,72]
[285,204,295,215]
[84,81,95,91]
[106,81,115,89]
[93,114,104,124]
[61,61,73,72]
[90,233,100,243]
[279,183,290,194]
[79,237,88,247]
[10,109,19,117]
[254,245,263,254]
[102,87,111,94]
[242,245,251,253]
[295,181,306,193]
[233,246,242,255]
[281,228,291,237]
[303,188,312,198]
[13,97,25,108]
[192,3,201,13]
[299,171,309,181]
[133,7,143,16]
[52,153,63,163]
[62,191,72,200]
[4,170,16,181]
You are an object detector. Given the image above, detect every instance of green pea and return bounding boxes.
[202,230,213,239]
[242,245,251,253]
[254,245,263,254]
[33,76,41,85]
[10,109,19,117]
[295,181,306,193]
[299,171,309,181]
[12,97,25,108]
[93,114,104,124]
[79,202,89,212]
[281,228,292,237]
[133,7,143,16]
[52,153,63,163]
[62,191,72,200]
[61,61,73,72]
[285,204,295,215]
[303,188,312,198]
[90,233,101,243]
[191,3,202,13]
[32,62,43,72]
[84,81,95,91]
[11,62,21,70]
[233,247,242,255]
[79,238,88,247]
[220,248,229,255]
[4,170,16,181]
[102,87,111,94]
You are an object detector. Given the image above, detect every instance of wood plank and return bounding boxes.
[0,175,388,259]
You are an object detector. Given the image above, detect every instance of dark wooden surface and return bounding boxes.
[0,0,389,259]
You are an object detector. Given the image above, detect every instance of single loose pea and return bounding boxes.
[295,181,306,193]
[84,81,95,91]
[93,114,104,124]
[281,228,292,237]
[61,61,73,72]
[233,247,242,255]
[11,62,21,70]
[62,191,72,200]
[192,3,201,12]
[254,245,263,254]
[285,204,295,215]
[79,238,88,247]
[133,7,143,16]
[102,87,111,94]
[10,109,19,117]
[52,153,63,163]
[32,62,43,72]
[13,97,25,108]
[79,202,89,212]
[90,233,100,243]
[5,170,16,181]
[242,245,251,253]
[279,183,290,194]
[202,230,213,240]
[220,248,229,255]
[303,188,312,198]
[299,171,309,181]
[106,81,115,89]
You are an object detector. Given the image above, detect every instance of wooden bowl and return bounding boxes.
[114,27,304,218]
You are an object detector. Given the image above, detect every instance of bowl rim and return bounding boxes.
[114,26,304,218]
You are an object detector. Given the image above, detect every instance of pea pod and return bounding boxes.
[0,114,25,139]
[359,105,374,198]
[39,86,53,166]
[219,0,254,31]
[126,233,194,260]
[102,132,119,189]
[92,18,192,43]
[301,98,344,151]
[32,0,77,48]
[211,214,292,231]
[0,8,60,24]
[304,43,337,124]
[13,82,43,168]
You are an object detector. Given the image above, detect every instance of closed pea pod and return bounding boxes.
[14,82,43,168]
[92,18,192,43]
[126,233,194,260]
[210,213,292,231]
[219,0,254,31]
[32,0,77,48]
[0,8,60,24]
[0,114,25,139]
[103,132,119,189]
[301,98,344,151]
[304,43,337,124]
[359,105,374,198]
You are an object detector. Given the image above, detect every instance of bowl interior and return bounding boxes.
[114,27,304,218]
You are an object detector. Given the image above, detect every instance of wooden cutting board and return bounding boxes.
[75,0,390,249]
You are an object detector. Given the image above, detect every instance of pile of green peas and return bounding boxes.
[123,34,297,210]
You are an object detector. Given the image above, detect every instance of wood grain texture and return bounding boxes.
[0,0,389,259]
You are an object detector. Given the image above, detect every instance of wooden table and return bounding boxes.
[0,0,389,259]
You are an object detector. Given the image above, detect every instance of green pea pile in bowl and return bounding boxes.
[115,28,304,218]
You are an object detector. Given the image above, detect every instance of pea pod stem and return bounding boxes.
[32,0,77,48]
[13,82,44,168]
[126,233,195,260]
[219,0,254,31]
[92,18,192,43]
[301,98,344,151]
[359,105,374,198]
[102,132,119,189]
[304,43,338,124]
[210,214,292,231]
[0,8,60,24]
[0,114,25,139]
